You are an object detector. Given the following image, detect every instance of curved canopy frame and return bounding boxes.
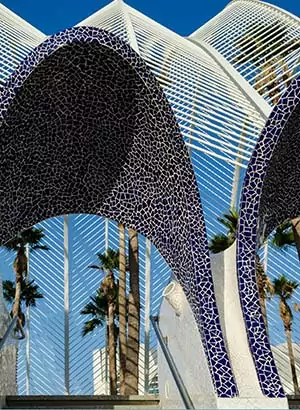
[237,76,300,398]
[0,26,237,397]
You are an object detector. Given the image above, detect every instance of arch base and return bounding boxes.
[158,246,289,408]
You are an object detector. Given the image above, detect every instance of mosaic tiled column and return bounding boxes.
[237,76,300,397]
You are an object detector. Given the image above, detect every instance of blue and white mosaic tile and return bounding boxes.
[237,75,300,397]
[0,27,238,397]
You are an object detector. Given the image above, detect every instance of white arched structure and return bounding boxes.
[0,0,300,403]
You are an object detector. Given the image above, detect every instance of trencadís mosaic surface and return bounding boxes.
[237,76,300,397]
[0,27,237,397]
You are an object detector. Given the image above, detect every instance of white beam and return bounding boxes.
[64,215,70,395]
[144,238,151,393]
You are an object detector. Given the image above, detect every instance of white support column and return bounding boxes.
[64,215,70,395]
[105,218,109,253]
[25,244,30,395]
[104,217,109,394]
[144,238,151,393]
[230,129,247,209]
[264,241,269,273]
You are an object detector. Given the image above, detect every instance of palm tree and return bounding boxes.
[118,223,127,395]
[209,209,273,332]
[271,221,295,250]
[3,279,43,327]
[218,209,239,238]
[4,228,48,327]
[271,219,300,264]
[291,218,300,262]
[273,275,300,395]
[208,209,238,253]
[88,248,119,395]
[255,255,274,334]
[126,228,140,395]
[80,290,107,336]
[208,233,234,254]
[234,22,300,105]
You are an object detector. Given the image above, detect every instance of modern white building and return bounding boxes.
[93,344,157,395]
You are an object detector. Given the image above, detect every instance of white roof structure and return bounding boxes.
[0,0,300,395]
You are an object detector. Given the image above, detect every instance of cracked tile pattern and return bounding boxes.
[237,76,300,398]
[0,27,237,397]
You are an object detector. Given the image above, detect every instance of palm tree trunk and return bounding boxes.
[255,255,271,336]
[108,301,117,395]
[105,322,109,394]
[291,217,300,261]
[12,248,26,320]
[12,274,22,319]
[285,327,300,395]
[260,297,268,333]
[118,223,127,395]
[126,228,140,395]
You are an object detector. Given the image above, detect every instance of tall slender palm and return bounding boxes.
[126,228,140,395]
[4,228,48,325]
[273,275,300,395]
[88,249,119,395]
[118,223,127,395]
[209,209,273,332]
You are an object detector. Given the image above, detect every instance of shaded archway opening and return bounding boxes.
[0,27,237,397]
[237,76,300,397]
[259,101,300,237]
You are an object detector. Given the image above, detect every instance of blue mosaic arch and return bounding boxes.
[0,27,237,397]
[237,76,300,397]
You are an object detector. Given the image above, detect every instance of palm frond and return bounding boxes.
[22,280,43,307]
[88,265,101,270]
[97,248,120,272]
[233,22,292,65]
[30,245,49,251]
[3,280,15,302]
[218,209,238,236]
[273,275,299,300]
[271,221,295,250]
[3,279,43,307]
[208,234,234,254]
[4,227,49,252]
[82,318,104,336]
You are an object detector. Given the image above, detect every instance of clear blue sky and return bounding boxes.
[2,0,300,37]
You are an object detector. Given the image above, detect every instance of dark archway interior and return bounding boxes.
[0,39,205,287]
[0,39,202,287]
[259,102,300,237]
[0,42,136,239]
